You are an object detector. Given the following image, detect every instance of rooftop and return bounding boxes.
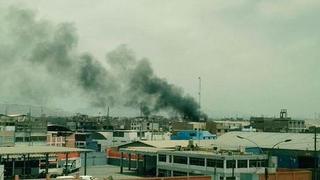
[0,146,92,155]
[214,131,316,151]
[118,140,215,149]
[120,147,267,160]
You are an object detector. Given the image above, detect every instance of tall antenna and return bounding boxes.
[107,106,110,118]
[198,77,201,121]
[4,104,8,115]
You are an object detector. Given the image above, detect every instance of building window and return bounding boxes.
[237,160,248,168]
[158,169,171,177]
[173,156,187,164]
[249,160,265,167]
[15,137,24,142]
[113,131,124,137]
[137,132,145,137]
[207,159,224,168]
[158,154,166,162]
[226,160,236,168]
[189,157,205,166]
[173,171,187,176]
[226,177,236,180]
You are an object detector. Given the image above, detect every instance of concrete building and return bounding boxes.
[213,131,320,174]
[131,121,160,131]
[250,110,305,133]
[119,147,270,180]
[0,125,15,147]
[171,130,216,140]
[107,139,226,168]
[206,121,250,136]
[90,130,171,153]
[0,114,47,145]
[172,122,206,131]
[143,131,171,141]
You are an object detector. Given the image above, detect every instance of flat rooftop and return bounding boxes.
[0,146,92,155]
[120,147,267,160]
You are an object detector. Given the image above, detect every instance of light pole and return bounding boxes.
[236,135,264,154]
[268,139,292,168]
[236,135,264,180]
[271,139,292,149]
[236,135,292,180]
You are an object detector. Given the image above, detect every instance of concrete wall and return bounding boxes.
[119,176,212,180]
[80,152,107,166]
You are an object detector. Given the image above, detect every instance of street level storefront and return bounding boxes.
[0,146,92,178]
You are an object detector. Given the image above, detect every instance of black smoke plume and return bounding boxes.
[0,6,205,121]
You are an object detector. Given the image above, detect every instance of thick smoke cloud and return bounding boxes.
[0,6,205,121]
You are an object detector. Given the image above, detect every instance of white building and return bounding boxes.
[120,147,272,180]
[157,150,270,180]
[131,121,160,131]
[143,131,171,141]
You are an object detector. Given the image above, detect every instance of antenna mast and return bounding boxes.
[198,77,201,121]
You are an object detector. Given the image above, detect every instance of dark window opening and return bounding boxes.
[237,160,248,168]
[173,156,187,164]
[158,154,166,162]
[189,157,205,166]
[226,160,236,168]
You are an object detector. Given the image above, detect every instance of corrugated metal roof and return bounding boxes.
[0,146,92,155]
[126,140,215,149]
[119,147,267,160]
[214,131,316,151]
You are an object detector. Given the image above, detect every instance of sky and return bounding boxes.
[1,0,320,118]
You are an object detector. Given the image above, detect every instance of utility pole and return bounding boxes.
[314,126,318,180]
[4,104,8,115]
[198,77,201,121]
[28,106,32,146]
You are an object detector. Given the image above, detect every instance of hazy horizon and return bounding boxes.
[1,1,320,119]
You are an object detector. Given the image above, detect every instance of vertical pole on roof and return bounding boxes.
[136,154,140,175]
[12,158,15,177]
[27,154,30,176]
[128,153,131,170]
[156,154,159,177]
[84,152,87,175]
[314,127,317,180]
[232,160,235,178]
[156,153,159,177]
[120,152,123,174]
[45,153,49,175]
[23,155,26,178]
[143,155,146,174]
[65,153,69,175]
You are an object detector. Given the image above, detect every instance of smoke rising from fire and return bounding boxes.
[0,6,205,121]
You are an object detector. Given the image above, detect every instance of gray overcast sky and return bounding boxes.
[2,0,320,118]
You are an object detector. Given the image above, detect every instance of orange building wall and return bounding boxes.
[107,148,140,160]
[260,169,312,180]
[57,152,80,160]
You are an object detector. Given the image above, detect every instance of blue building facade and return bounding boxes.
[171,130,216,140]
